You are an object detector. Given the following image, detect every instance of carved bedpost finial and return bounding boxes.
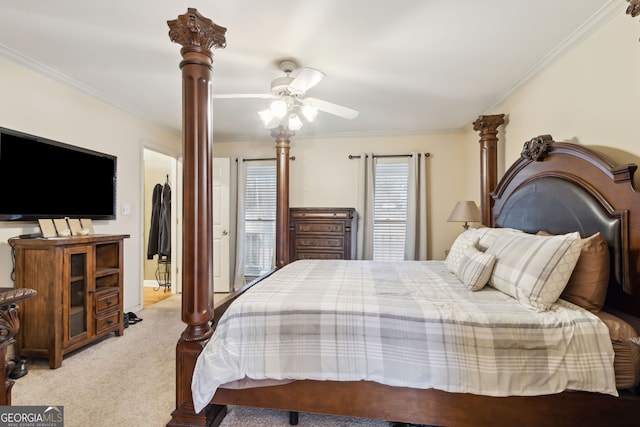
[167,8,227,53]
[521,135,553,161]
[472,114,505,135]
[627,0,640,18]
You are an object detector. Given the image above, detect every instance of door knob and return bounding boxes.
[222,230,229,236]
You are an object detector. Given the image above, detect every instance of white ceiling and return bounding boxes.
[0,1,621,142]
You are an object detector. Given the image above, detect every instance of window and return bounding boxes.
[244,164,276,277]
[373,160,409,260]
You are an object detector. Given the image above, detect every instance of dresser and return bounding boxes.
[289,207,357,261]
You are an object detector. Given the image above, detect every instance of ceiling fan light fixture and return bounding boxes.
[270,100,288,118]
[301,104,318,122]
[258,109,274,127]
[288,114,303,131]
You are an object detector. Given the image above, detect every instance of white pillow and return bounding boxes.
[473,227,523,251]
[486,231,582,311]
[445,229,479,274]
[456,246,496,291]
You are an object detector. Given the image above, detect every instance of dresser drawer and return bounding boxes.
[95,289,120,314]
[290,209,354,220]
[295,251,345,260]
[296,222,345,235]
[296,236,344,250]
[95,310,120,334]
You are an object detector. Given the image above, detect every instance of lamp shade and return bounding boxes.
[447,201,480,229]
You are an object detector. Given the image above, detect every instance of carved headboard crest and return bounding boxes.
[627,0,640,18]
[520,134,553,161]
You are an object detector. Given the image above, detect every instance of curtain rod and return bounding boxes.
[348,153,430,159]
[237,156,296,162]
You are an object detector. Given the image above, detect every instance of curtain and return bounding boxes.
[404,153,428,260]
[356,153,375,260]
[357,152,429,261]
[231,157,247,291]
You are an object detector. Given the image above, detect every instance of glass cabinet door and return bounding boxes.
[67,250,89,341]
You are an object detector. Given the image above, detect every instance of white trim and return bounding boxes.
[144,280,159,288]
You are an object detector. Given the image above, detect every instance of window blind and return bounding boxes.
[373,161,409,260]
[244,164,276,276]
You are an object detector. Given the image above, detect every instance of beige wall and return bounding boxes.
[0,56,182,311]
[214,130,472,260]
[477,11,640,184]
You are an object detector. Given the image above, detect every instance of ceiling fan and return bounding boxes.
[213,59,359,130]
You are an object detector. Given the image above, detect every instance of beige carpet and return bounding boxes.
[10,295,393,427]
[12,294,182,426]
[221,406,392,427]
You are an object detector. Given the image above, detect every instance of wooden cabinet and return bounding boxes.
[289,208,357,261]
[9,234,129,368]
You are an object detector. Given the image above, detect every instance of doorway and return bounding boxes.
[143,148,179,307]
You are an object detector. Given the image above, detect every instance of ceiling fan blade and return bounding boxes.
[212,93,276,99]
[289,68,325,93]
[304,97,359,120]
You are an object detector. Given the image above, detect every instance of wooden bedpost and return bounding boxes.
[472,114,505,226]
[272,126,295,268]
[167,9,227,427]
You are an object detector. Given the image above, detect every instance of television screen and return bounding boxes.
[0,127,117,221]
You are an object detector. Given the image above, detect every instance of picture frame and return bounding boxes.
[38,219,57,238]
[53,218,71,237]
[68,218,83,236]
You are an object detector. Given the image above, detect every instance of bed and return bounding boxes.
[166,8,640,427]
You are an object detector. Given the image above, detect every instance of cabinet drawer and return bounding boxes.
[95,310,120,334]
[95,290,120,314]
[296,237,344,249]
[296,222,345,234]
[295,251,344,260]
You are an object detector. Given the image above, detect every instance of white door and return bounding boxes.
[213,157,231,292]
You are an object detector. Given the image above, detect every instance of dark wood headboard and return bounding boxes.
[491,135,640,316]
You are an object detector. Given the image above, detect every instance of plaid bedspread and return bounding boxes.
[192,260,617,412]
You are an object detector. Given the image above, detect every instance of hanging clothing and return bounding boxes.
[158,182,172,257]
[147,183,163,259]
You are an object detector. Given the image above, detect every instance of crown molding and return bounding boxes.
[485,0,625,114]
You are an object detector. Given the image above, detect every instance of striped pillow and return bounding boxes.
[456,246,496,291]
[473,227,523,251]
[486,231,582,311]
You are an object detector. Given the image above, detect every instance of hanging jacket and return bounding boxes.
[158,182,172,257]
[147,183,163,259]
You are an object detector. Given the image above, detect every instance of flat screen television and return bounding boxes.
[0,127,117,221]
